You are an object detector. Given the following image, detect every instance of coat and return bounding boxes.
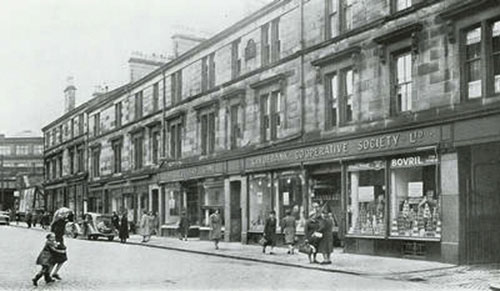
[304,216,320,248]
[51,219,66,244]
[139,214,151,236]
[119,215,129,240]
[209,213,222,240]
[37,240,67,266]
[281,215,297,244]
[317,217,334,254]
[263,217,277,246]
[112,214,120,230]
[178,216,190,235]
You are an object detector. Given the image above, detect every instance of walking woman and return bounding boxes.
[317,209,334,264]
[140,211,151,243]
[209,209,222,250]
[119,212,129,243]
[262,210,277,254]
[281,209,297,254]
[50,217,68,280]
[178,211,190,241]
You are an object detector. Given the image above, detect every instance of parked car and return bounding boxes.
[80,212,117,241]
[0,211,10,225]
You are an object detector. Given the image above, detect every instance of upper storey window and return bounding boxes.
[395,0,412,12]
[326,0,353,39]
[171,70,183,105]
[394,51,413,112]
[462,21,500,100]
[201,53,216,92]
[135,91,143,120]
[261,18,280,66]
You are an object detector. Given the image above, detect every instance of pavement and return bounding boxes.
[0,226,436,291]
[8,223,500,290]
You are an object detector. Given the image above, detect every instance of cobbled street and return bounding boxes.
[0,226,437,291]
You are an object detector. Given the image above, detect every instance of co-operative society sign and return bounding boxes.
[245,126,441,170]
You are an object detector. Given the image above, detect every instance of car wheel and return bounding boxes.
[108,236,114,241]
[87,235,93,240]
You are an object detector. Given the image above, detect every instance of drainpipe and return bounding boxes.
[299,0,306,140]
[161,70,167,164]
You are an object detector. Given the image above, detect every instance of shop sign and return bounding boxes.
[245,126,441,170]
[390,155,438,168]
[160,162,225,182]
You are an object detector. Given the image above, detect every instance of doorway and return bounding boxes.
[230,181,242,242]
[152,189,159,214]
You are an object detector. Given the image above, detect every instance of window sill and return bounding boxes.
[345,234,386,239]
[388,236,441,242]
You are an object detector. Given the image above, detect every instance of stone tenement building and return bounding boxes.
[43,0,500,265]
[0,133,44,211]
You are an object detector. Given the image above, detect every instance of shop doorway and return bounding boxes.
[152,189,159,214]
[184,183,200,226]
[230,181,242,242]
[310,172,343,246]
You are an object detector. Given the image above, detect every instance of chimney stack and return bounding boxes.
[64,76,76,113]
[128,51,167,83]
[171,34,205,58]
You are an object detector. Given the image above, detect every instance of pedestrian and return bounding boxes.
[140,210,151,243]
[15,211,20,225]
[32,232,64,286]
[49,217,68,280]
[304,203,321,263]
[152,212,159,236]
[262,210,277,254]
[112,211,120,231]
[281,209,297,254]
[209,209,222,250]
[41,212,49,230]
[317,209,334,265]
[178,211,189,241]
[119,212,129,243]
[26,212,33,228]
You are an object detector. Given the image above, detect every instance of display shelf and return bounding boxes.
[387,236,441,242]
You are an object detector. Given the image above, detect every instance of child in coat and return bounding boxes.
[32,233,65,286]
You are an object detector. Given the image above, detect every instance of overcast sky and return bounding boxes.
[0,0,272,137]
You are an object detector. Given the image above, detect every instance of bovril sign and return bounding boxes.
[390,155,438,168]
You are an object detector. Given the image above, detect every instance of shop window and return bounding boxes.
[347,161,386,237]
[249,174,273,232]
[389,154,440,239]
[168,190,181,217]
[201,179,225,227]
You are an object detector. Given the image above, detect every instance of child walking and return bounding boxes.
[32,232,64,286]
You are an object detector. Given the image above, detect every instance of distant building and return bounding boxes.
[0,133,44,211]
[42,0,500,265]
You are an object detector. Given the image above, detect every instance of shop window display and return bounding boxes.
[276,174,305,231]
[347,161,386,236]
[201,180,224,227]
[249,174,273,232]
[389,155,441,239]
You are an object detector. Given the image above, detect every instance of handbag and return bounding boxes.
[259,237,268,246]
[312,231,323,238]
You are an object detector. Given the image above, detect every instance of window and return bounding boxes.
[0,145,10,155]
[200,111,216,155]
[93,113,100,137]
[152,83,160,112]
[133,134,144,170]
[45,162,50,180]
[135,91,143,120]
[51,159,57,179]
[115,102,122,128]
[69,149,74,174]
[171,70,183,105]
[77,146,84,173]
[389,154,441,239]
[91,148,100,178]
[16,145,29,155]
[394,51,413,112]
[34,145,43,155]
[229,104,241,149]
[326,0,353,39]
[261,90,282,142]
[58,155,63,177]
[151,130,160,164]
[201,53,216,92]
[232,39,241,79]
[71,118,75,138]
[325,68,354,129]
[52,129,56,146]
[112,140,122,173]
[168,118,183,160]
[395,0,412,12]
[261,18,280,66]
[347,160,386,237]
[249,174,273,232]
[78,114,84,135]
[59,125,63,143]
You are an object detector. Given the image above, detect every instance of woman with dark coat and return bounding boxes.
[112,211,120,231]
[32,233,64,286]
[178,211,190,241]
[209,209,222,250]
[317,210,334,264]
[281,209,297,254]
[119,213,129,243]
[262,210,277,254]
[49,218,68,280]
